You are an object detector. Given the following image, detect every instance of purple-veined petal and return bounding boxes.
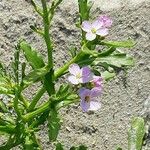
[68,75,79,85]
[79,88,91,100]
[69,63,81,76]
[92,20,103,30]
[86,32,96,41]
[88,100,101,111]
[82,66,91,75]
[82,21,92,32]
[91,87,102,97]
[80,99,90,112]
[96,28,109,36]
[98,15,112,28]
[78,87,86,96]
[81,66,93,83]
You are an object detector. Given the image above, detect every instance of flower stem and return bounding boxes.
[54,51,83,79]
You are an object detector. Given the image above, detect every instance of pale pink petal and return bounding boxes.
[98,15,112,28]
[92,20,103,30]
[92,76,103,87]
[80,99,90,112]
[96,28,108,36]
[68,75,79,85]
[88,100,101,111]
[82,21,92,32]
[69,64,81,76]
[86,32,96,41]
[91,87,102,97]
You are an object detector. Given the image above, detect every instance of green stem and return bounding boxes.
[41,0,53,67]
[54,51,83,79]
[41,0,55,95]
[49,0,63,22]
[28,87,46,112]
[13,89,22,119]
[23,101,50,122]
[78,0,90,45]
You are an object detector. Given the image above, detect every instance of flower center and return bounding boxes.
[91,28,96,34]
[76,73,81,79]
[85,96,90,102]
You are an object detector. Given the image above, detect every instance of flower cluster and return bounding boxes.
[81,15,112,41]
[68,63,102,112]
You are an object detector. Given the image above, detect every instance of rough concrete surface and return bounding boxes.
[0,0,150,149]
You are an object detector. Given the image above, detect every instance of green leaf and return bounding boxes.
[0,101,8,113]
[70,145,87,150]
[69,46,77,58]
[20,41,45,69]
[0,113,15,125]
[55,94,79,110]
[78,145,87,150]
[81,45,116,57]
[94,53,134,68]
[101,71,116,81]
[70,147,76,150]
[56,84,70,98]
[55,143,64,150]
[23,66,49,87]
[0,125,15,134]
[24,135,39,150]
[98,47,116,57]
[78,0,91,22]
[128,117,145,150]
[0,76,14,95]
[101,40,135,48]
[116,147,122,150]
[48,110,62,142]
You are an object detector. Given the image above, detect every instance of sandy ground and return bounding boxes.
[0,0,150,149]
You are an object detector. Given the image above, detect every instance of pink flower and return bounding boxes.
[68,64,93,85]
[98,15,112,28]
[92,76,103,89]
[79,88,101,112]
[81,20,109,41]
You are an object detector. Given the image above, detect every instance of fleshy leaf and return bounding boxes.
[128,117,145,150]
[20,41,45,69]
[56,84,70,98]
[101,40,135,48]
[55,143,64,150]
[69,46,77,58]
[0,101,8,113]
[55,94,79,110]
[70,145,87,150]
[78,0,92,22]
[48,110,62,142]
[94,53,134,68]
[116,148,122,150]
[0,76,14,95]
[101,71,116,81]
[23,66,49,87]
